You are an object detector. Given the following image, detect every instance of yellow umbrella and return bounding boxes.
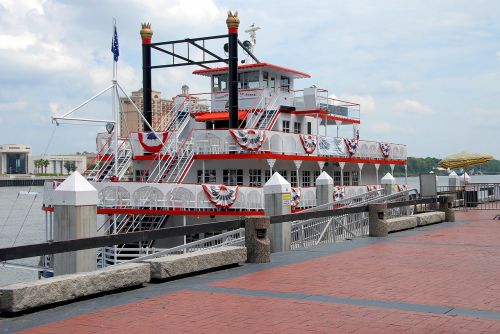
[438,152,493,169]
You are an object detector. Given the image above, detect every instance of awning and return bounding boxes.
[195,111,248,122]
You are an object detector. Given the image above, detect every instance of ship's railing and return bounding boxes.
[292,88,361,121]
[290,189,414,249]
[192,129,407,161]
[188,88,265,113]
[99,228,245,266]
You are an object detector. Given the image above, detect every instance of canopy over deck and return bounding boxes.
[193,62,311,79]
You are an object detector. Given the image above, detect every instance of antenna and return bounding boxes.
[244,23,261,49]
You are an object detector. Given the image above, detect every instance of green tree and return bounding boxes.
[63,161,76,174]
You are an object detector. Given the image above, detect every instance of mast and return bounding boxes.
[226,11,240,129]
[140,23,153,132]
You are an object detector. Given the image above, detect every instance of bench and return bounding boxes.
[415,212,446,226]
[0,263,150,313]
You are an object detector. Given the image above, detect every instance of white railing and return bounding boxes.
[290,189,415,249]
[100,228,245,266]
[192,129,407,161]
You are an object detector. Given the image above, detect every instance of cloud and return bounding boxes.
[367,121,392,134]
[395,99,432,114]
[496,51,500,59]
[341,95,375,113]
[380,80,404,92]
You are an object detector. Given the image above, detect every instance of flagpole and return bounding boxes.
[112,18,118,180]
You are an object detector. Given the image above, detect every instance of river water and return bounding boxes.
[1,174,499,287]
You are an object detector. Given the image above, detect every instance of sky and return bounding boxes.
[0,0,499,159]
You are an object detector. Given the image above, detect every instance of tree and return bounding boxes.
[41,159,49,174]
[63,161,76,174]
[33,159,42,174]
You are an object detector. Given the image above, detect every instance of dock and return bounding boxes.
[1,209,499,333]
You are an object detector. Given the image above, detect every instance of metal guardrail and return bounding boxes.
[438,183,500,210]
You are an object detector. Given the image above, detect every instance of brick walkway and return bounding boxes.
[3,210,500,333]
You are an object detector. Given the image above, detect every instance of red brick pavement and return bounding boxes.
[19,291,500,334]
[17,210,500,333]
[212,211,500,312]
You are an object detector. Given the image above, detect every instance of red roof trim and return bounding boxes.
[193,62,311,78]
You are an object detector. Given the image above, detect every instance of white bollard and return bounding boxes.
[263,172,292,253]
[52,171,98,275]
[381,172,396,195]
[315,171,334,206]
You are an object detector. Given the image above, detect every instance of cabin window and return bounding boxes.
[290,170,298,187]
[282,120,290,133]
[293,122,301,134]
[212,74,228,92]
[263,71,269,88]
[223,169,243,186]
[352,171,359,186]
[334,171,341,186]
[280,76,290,92]
[249,169,262,186]
[302,171,311,187]
[278,170,288,181]
[307,122,312,135]
[343,171,350,185]
[238,71,259,89]
[264,170,271,182]
[270,76,276,91]
[197,169,216,183]
[313,170,320,181]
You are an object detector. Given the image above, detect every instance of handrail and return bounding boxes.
[83,133,114,176]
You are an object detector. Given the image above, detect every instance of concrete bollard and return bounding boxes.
[381,173,396,195]
[264,172,292,253]
[439,195,455,222]
[52,171,98,275]
[315,171,334,206]
[245,217,271,263]
[369,203,388,237]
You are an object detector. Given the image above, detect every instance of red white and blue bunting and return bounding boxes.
[299,134,317,154]
[138,132,168,153]
[202,184,239,209]
[366,185,381,192]
[334,186,345,201]
[291,187,301,208]
[396,184,409,192]
[379,143,391,158]
[229,129,265,151]
[344,138,359,156]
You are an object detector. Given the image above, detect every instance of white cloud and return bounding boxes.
[381,80,403,92]
[341,95,375,113]
[395,99,432,114]
[496,51,500,59]
[367,121,392,134]
[0,32,37,50]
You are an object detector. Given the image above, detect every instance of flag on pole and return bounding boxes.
[111,24,119,62]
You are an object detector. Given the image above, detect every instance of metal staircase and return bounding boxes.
[84,137,132,182]
[246,92,282,129]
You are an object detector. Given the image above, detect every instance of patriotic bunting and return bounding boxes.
[334,186,345,201]
[138,132,168,153]
[366,185,381,192]
[291,187,301,208]
[379,143,391,158]
[299,134,317,154]
[202,184,239,209]
[229,129,265,151]
[396,184,409,192]
[344,138,358,156]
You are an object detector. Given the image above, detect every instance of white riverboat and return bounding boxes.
[41,13,407,267]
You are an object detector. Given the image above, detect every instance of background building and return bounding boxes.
[29,155,87,175]
[0,144,31,174]
[120,89,171,137]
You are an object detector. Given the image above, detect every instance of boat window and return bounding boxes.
[280,76,290,92]
[352,171,359,186]
[278,170,288,182]
[307,122,312,135]
[343,171,350,185]
[302,171,311,187]
[237,71,259,89]
[264,170,271,182]
[282,120,290,133]
[334,171,341,186]
[249,169,262,186]
[290,170,298,187]
[223,169,243,186]
[197,169,216,183]
[270,76,276,91]
[212,74,228,92]
[293,122,301,134]
[263,71,269,88]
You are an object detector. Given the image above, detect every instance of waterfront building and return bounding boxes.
[29,155,87,175]
[119,89,172,137]
[0,144,31,174]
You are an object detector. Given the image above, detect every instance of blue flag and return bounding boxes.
[111,25,119,62]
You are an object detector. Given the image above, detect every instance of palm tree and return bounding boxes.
[41,159,49,174]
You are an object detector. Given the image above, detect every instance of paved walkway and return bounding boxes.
[2,210,500,333]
